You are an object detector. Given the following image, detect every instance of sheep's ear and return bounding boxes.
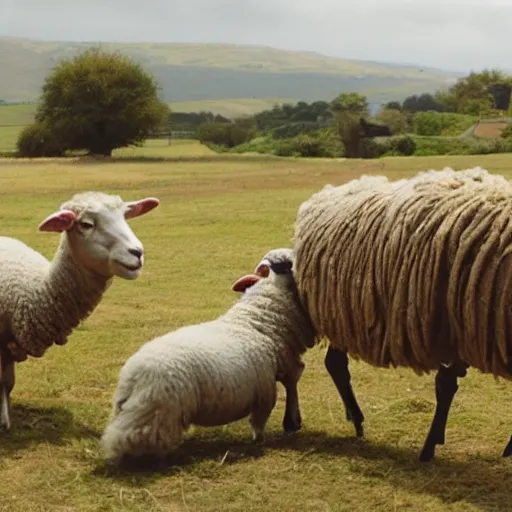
[232,274,261,293]
[125,198,160,219]
[38,210,77,232]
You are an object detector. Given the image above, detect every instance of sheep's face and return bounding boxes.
[232,248,294,293]
[38,192,160,280]
[231,261,271,293]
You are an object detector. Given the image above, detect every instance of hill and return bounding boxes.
[0,36,462,104]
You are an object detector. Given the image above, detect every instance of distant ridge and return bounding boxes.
[0,36,462,104]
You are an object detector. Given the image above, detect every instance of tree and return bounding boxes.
[434,69,512,116]
[33,47,170,156]
[374,107,410,134]
[402,93,443,113]
[330,93,369,116]
[336,111,363,158]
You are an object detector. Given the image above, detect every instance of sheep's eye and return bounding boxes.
[79,221,94,230]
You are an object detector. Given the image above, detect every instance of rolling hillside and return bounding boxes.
[0,36,462,104]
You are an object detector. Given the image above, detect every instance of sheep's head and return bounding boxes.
[37,191,160,280]
[232,248,294,293]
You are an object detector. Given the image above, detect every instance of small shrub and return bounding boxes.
[16,122,64,157]
[287,134,326,157]
[274,141,295,157]
[501,123,512,139]
[272,121,319,139]
[413,148,441,156]
[196,122,253,148]
[413,112,477,136]
[410,135,512,156]
[374,108,410,134]
[359,138,384,158]
[367,135,417,158]
[392,135,417,156]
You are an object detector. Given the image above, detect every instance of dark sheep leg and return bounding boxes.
[503,437,512,457]
[0,347,15,431]
[282,378,302,433]
[419,361,468,462]
[324,347,364,437]
[281,361,305,433]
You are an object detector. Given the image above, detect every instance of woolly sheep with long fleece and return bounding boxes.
[292,166,512,461]
[0,191,160,431]
[100,248,316,462]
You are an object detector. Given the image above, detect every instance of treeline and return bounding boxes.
[194,69,512,159]
[384,69,512,115]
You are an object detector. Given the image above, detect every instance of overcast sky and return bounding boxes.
[2,0,512,72]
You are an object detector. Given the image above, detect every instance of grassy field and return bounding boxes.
[1,144,512,511]
[0,104,37,150]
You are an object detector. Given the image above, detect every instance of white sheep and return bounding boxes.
[0,191,160,431]
[100,248,316,462]
[292,166,512,461]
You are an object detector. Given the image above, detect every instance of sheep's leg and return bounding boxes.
[0,347,15,432]
[281,361,305,433]
[249,387,277,443]
[324,347,364,437]
[503,437,512,457]
[419,361,468,462]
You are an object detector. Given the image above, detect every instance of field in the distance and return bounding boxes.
[1,146,512,511]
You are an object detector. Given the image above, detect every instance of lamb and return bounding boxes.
[100,248,316,462]
[0,191,160,431]
[291,166,512,461]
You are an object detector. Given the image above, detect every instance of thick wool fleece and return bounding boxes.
[101,273,316,459]
[293,166,512,378]
[0,236,109,357]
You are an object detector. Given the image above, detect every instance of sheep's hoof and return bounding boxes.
[283,415,302,433]
[354,423,364,438]
[252,432,265,444]
[419,445,436,462]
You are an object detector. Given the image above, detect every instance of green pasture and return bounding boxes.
[0,145,511,511]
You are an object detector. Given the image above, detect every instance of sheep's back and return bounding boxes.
[119,321,278,427]
[294,173,512,378]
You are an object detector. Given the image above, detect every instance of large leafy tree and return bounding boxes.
[331,93,370,158]
[34,47,169,156]
[435,69,512,115]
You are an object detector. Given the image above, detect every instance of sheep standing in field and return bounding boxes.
[100,248,316,462]
[0,191,160,431]
[291,166,512,461]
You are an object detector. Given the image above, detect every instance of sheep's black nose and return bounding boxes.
[128,247,143,258]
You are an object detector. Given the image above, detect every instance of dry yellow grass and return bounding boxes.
[0,144,512,511]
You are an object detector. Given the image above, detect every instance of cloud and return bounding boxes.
[1,0,512,71]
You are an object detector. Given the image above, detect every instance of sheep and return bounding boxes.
[100,248,316,462]
[0,191,160,432]
[291,166,512,461]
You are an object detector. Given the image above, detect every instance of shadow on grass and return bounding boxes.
[74,154,284,164]
[94,429,512,511]
[0,402,99,457]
